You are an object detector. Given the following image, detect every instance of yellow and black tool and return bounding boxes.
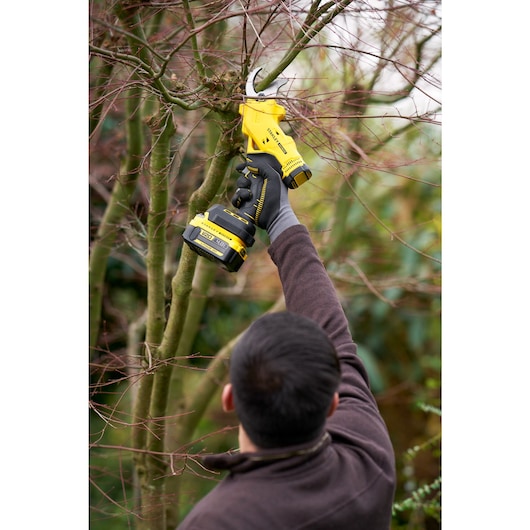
[239,67,312,189]
[183,67,310,272]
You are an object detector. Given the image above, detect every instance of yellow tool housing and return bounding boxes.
[239,98,312,189]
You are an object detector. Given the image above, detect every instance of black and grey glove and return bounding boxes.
[231,153,299,242]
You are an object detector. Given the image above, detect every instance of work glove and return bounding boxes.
[231,153,299,242]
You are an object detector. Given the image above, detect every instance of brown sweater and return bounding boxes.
[177,225,396,529]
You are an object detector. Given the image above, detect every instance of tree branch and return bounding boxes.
[257,0,355,92]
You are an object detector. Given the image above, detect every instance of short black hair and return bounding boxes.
[230,311,341,449]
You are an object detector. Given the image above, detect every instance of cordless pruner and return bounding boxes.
[182,67,312,272]
[239,67,312,189]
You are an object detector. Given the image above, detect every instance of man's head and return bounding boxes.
[223,311,341,449]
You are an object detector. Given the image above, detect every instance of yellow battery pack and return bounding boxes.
[183,205,256,272]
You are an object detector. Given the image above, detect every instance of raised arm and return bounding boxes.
[232,153,395,467]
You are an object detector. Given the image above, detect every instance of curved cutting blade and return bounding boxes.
[245,67,288,98]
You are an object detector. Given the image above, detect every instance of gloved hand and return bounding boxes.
[231,153,299,242]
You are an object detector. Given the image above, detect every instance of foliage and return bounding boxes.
[89,1,441,528]
[392,403,442,529]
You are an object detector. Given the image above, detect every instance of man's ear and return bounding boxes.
[327,392,339,417]
[222,383,235,412]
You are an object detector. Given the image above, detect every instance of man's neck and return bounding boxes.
[238,425,260,453]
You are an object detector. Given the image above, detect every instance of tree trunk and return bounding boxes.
[89,83,143,357]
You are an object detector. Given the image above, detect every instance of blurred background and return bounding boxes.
[89,1,441,528]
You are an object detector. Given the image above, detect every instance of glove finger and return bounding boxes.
[235,162,247,173]
[246,153,283,177]
[247,162,281,183]
[231,188,252,209]
[235,174,251,188]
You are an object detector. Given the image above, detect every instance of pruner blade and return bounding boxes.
[245,67,288,99]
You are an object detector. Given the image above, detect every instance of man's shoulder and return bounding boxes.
[177,477,271,529]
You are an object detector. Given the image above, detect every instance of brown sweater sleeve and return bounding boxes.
[268,225,395,469]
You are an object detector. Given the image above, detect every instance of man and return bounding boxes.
[177,154,396,529]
